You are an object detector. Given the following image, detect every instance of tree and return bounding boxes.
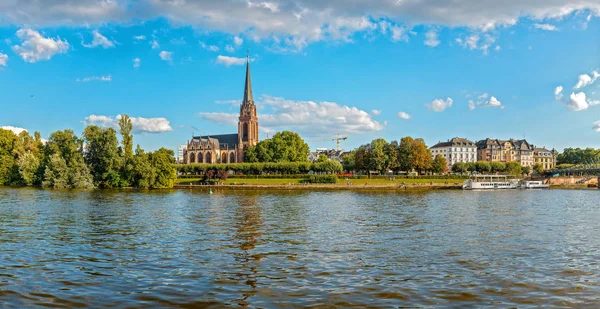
[522,166,531,176]
[385,141,400,172]
[148,148,177,188]
[246,131,309,163]
[131,145,154,188]
[44,130,93,189]
[354,145,369,173]
[490,161,506,173]
[17,152,40,186]
[465,162,477,173]
[412,138,432,174]
[505,162,522,176]
[42,154,70,188]
[431,154,448,174]
[317,154,328,163]
[533,163,544,175]
[340,151,356,172]
[452,162,467,175]
[119,114,134,160]
[398,136,414,172]
[368,138,389,173]
[83,126,123,188]
[0,129,18,185]
[475,161,491,173]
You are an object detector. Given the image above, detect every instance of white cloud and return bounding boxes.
[478,92,489,99]
[426,97,453,112]
[76,75,112,82]
[574,70,600,89]
[593,121,600,132]
[12,28,69,63]
[456,33,496,54]
[151,40,160,49]
[554,85,599,111]
[554,85,564,99]
[1,1,598,50]
[390,25,408,42]
[82,30,114,48]
[225,44,235,52]
[534,23,559,31]
[216,55,248,66]
[134,35,146,41]
[567,91,589,111]
[397,112,411,119]
[1,126,27,135]
[200,42,220,52]
[0,53,7,67]
[133,57,141,68]
[371,109,382,115]
[215,99,241,106]
[159,50,173,62]
[84,114,173,133]
[199,94,384,136]
[234,36,244,46]
[424,29,440,47]
[468,96,504,110]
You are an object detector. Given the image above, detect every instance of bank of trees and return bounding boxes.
[0,115,176,189]
[176,161,343,175]
[557,147,599,165]
[343,137,443,175]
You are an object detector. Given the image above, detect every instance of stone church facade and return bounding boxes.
[183,58,259,164]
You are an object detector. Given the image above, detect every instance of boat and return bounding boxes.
[462,175,519,190]
[519,180,550,189]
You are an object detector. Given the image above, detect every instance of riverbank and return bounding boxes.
[175,177,465,190]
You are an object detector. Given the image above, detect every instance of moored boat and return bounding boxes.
[519,180,550,189]
[462,175,519,190]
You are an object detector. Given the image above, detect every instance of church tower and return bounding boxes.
[238,54,259,156]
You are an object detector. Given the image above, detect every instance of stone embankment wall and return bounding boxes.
[549,176,598,186]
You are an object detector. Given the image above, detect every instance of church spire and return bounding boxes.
[242,50,253,105]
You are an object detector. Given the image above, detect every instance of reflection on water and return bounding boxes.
[1,188,600,308]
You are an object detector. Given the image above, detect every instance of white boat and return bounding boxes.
[520,180,550,189]
[462,175,519,190]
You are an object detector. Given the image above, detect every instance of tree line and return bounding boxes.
[451,161,533,176]
[0,115,176,189]
[176,161,343,175]
[557,147,600,165]
[340,137,447,174]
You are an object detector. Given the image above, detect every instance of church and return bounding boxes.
[183,57,259,164]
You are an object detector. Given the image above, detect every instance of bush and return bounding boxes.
[305,175,338,184]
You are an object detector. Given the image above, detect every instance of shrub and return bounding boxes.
[305,175,338,184]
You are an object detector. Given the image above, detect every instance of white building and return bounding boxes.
[176,144,186,163]
[429,137,477,170]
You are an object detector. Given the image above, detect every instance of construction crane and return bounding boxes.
[309,133,348,151]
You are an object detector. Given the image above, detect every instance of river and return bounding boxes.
[0,188,599,308]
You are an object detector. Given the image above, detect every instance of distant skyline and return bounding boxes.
[0,1,599,152]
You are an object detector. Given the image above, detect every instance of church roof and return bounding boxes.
[243,56,253,105]
[193,133,238,149]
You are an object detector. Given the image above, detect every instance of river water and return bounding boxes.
[0,188,599,308]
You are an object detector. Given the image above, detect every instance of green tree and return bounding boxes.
[398,136,415,172]
[490,161,506,173]
[131,145,154,188]
[385,141,400,172]
[148,148,177,188]
[0,129,18,185]
[431,154,448,174]
[44,130,93,189]
[533,163,544,175]
[475,161,491,173]
[317,154,328,163]
[465,162,477,173]
[452,162,467,175]
[119,115,134,160]
[522,166,531,176]
[246,131,309,163]
[340,151,356,172]
[83,126,123,188]
[17,152,40,186]
[42,154,70,188]
[505,162,522,176]
[368,138,389,173]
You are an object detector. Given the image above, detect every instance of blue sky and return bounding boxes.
[0,1,599,153]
